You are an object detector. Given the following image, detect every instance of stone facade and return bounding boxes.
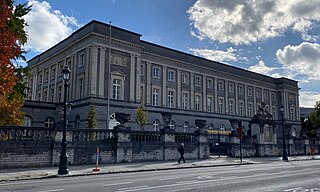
[24,20,300,135]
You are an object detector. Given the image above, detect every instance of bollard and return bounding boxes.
[93,147,101,171]
[311,146,315,160]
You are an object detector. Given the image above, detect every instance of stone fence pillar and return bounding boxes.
[115,125,133,163]
[161,126,176,161]
[195,128,209,159]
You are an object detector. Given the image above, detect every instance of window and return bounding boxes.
[207,97,213,112]
[182,93,188,110]
[44,69,49,82]
[80,54,85,67]
[75,115,80,129]
[218,81,223,91]
[183,122,189,133]
[239,85,243,94]
[112,79,121,100]
[153,67,160,78]
[45,117,55,128]
[43,90,47,102]
[208,123,214,130]
[229,83,234,93]
[79,78,84,99]
[195,76,201,86]
[59,64,64,76]
[248,87,252,96]
[51,67,56,80]
[195,95,201,111]
[207,79,213,88]
[220,125,225,142]
[168,70,174,81]
[168,91,174,108]
[272,107,276,119]
[272,92,276,101]
[290,107,295,120]
[140,64,144,76]
[182,74,188,84]
[50,88,54,102]
[152,88,160,106]
[58,86,62,103]
[239,102,244,116]
[169,120,175,129]
[38,73,43,85]
[248,103,253,117]
[264,91,268,99]
[229,99,234,115]
[23,116,32,127]
[256,89,261,98]
[153,119,160,131]
[218,98,224,113]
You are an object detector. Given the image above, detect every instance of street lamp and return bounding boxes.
[280,104,288,161]
[58,66,71,175]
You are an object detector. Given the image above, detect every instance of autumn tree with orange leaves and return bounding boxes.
[0,0,30,126]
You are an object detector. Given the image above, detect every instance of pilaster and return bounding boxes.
[129,53,136,102]
[146,62,151,105]
[99,47,105,97]
[90,46,98,96]
[190,73,194,110]
[135,55,141,102]
[203,75,207,111]
[177,69,181,108]
[162,66,167,107]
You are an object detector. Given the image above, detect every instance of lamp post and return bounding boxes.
[58,66,71,175]
[280,104,288,161]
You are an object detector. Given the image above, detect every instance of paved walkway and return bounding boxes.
[0,155,318,182]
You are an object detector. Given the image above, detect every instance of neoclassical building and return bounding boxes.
[25,20,301,135]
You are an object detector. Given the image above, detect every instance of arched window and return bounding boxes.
[153,119,160,131]
[75,115,80,129]
[45,117,55,128]
[208,123,214,130]
[23,116,32,127]
[183,122,189,133]
[220,124,225,142]
[169,120,175,129]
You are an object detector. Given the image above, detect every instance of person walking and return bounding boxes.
[178,143,185,163]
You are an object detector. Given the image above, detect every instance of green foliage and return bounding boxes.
[87,105,97,128]
[135,103,148,130]
[310,101,320,131]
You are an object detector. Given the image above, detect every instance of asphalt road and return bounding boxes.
[1,160,320,192]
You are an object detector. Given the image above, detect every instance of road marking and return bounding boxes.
[175,180,199,184]
[118,186,149,191]
[36,189,64,192]
[283,187,303,191]
[102,182,133,187]
[158,176,182,181]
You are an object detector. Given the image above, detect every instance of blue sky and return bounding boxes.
[18,0,320,107]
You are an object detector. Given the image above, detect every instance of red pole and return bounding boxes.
[93,147,100,171]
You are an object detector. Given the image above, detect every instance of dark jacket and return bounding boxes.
[178,146,184,155]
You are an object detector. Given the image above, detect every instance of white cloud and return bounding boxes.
[276,42,320,81]
[299,91,320,107]
[24,0,81,52]
[248,60,275,75]
[187,0,320,44]
[189,47,238,63]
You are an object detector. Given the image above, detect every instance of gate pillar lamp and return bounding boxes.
[280,104,288,161]
[58,66,71,175]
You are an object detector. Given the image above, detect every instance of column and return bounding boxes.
[146,62,151,105]
[135,55,141,102]
[253,87,257,115]
[129,54,135,102]
[244,84,248,116]
[99,48,105,97]
[225,80,229,114]
[162,66,167,107]
[203,75,207,111]
[90,46,98,96]
[296,93,300,121]
[190,72,194,110]
[32,74,37,100]
[85,47,91,96]
[72,55,77,100]
[235,82,238,115]
[214,78,218,113]
[269,90,272,113]
[177,69,181,108]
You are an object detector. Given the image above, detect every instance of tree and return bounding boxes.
[310,101,320,134]
[87,105,97,128]
[0,0,30,126]
[135,103,148,130]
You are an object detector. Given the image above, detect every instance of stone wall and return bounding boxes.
[0,126,209,168]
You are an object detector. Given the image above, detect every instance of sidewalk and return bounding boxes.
[0,155,318,182]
